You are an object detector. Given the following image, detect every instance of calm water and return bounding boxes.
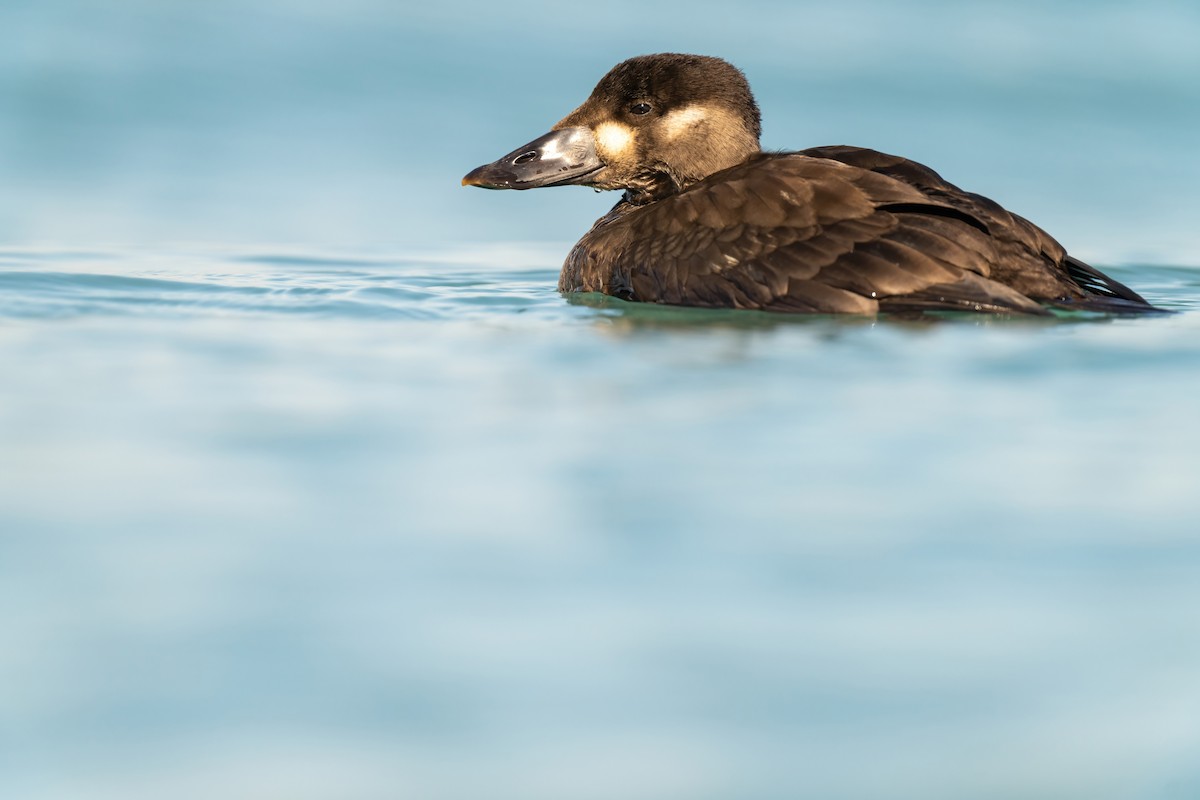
[5,0,1200,798]
[2,248,1200,800]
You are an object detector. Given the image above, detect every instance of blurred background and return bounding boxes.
[3,3,1200,800]
[2,0,1198,261]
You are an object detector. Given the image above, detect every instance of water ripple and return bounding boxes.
[0,249,564,321]
[0,248,1194,324]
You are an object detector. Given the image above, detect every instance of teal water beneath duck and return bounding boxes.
[3,247,1200,799]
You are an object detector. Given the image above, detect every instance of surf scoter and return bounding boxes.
[463,53,1159,315]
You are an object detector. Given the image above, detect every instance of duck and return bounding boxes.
[463,53,1160,315]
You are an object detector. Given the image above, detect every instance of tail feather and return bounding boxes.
[1054,256,1168,314]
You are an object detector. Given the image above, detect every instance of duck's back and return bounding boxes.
[560,147,1153,315]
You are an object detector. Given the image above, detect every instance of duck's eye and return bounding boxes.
[629,102,653,116]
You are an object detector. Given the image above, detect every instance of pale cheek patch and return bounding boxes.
[662,105,709,141]
[594,122,635,159]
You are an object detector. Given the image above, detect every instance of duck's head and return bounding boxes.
[462,53,762,203]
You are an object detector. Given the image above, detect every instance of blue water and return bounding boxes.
[3,248,1200,800]
[5,1,1200,799]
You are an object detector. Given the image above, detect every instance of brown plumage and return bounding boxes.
[464,53,1161,315]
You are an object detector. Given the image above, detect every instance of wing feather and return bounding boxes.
[559,149,1136,314]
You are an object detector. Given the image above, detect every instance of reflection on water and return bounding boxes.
[2,248,1200,800]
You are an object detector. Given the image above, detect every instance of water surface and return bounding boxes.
[2,248,1200,800]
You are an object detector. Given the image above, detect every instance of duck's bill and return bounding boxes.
[462,127,603,189]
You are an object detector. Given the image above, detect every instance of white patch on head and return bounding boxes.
[594,122,634,159]
[662,105,709,141]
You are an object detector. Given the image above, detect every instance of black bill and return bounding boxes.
[462,127,602,189]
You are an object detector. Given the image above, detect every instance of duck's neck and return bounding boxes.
[622,172,682,206]
[624,133,762,206]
